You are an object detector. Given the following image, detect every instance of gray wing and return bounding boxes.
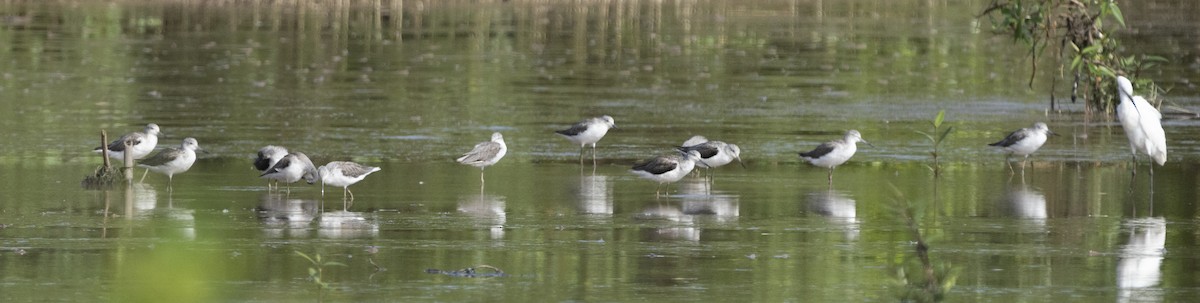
[139,147,183,166]
[632,156,679,174]
[253,150,274,171]
[800,143,837,159]
[989,129,1028,148]
[261,157,292,176]
[98,132,144,152]
[678,142,720,159]
[555,121,590,136]
[338,162,380,178]
[457,141,503,164]
[254,146,286,171]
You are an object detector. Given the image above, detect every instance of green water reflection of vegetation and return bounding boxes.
[0,0,1198,302]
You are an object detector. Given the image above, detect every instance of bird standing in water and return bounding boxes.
[556,115,616,164]
[799,130,871,184]
[989,122,1055,173]
[457,132,508,186]
[1115,75,1167,176]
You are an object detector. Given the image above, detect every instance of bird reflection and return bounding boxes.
[1117,217,1166,303]
[576,173,612,215]
[679,188,739,223]
[131,183,159,218]
[1004,186,1048,219]
[636,204,699,242]
[806,189,859,241]
[257,193,318,238]
[318,210,378,238]
[127,183,195,240]
[457,194,506,239]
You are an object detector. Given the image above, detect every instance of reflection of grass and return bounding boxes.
[295,251,346,291]
[887,183,958,302]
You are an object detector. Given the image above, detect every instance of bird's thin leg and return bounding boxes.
[139,169,150,183]
[167,175,173,192]
[1005,154,1014,174]
[1130,150,1138,176]
[591,144,598,166]
[347,187,354,201]
[579,145,585,165]
[480,169,486,184]
[827,168,833,185]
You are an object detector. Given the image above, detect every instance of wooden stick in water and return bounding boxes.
[123,140,133,181]
[101,130,111,170]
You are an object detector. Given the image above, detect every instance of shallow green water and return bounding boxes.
[1,0,1199,302]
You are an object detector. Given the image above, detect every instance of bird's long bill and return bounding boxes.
[737,158,747,169]
[319,170,325,196]
[1049,130,1061,137]
[863,140,876,148]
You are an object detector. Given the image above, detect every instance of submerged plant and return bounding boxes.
[887,184,959,302]
[916,110,953,177]
[295,251,346,291]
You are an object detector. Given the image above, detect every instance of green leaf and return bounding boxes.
[1070,55,1082,70]
[1109,3,1126,27]
[933,110,945,128]
[1096,66,1117,78]
[938,126,954,144]
[1081,44,1103,55]
[324,262,348,267]
[295,251,316,264]
[915,131,934,142]
[308,268,318,276]
[1142,55,1169,63]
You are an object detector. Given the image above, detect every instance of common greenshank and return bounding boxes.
[556,115,615,164]
[989,122,1054,173]
[799,130,871,184]
[137,137,200,190]
[457,132,507,184]
[631,150,702,196]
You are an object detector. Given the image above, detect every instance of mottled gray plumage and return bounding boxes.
[799,143,836,159]
[333,161,377,178]
[261,152,318,192]
[318,161,381,202]
[140,146,186,166]
[136,137,199,188]
[94,123,162,161]
[457,132,508,185]
[254,145,289,172]
[457,132,507,168]
[632,156,679,175]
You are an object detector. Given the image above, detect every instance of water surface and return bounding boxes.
[1,0,1199,302]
